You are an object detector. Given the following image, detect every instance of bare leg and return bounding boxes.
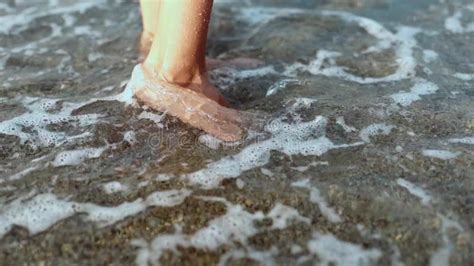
[142,0,227,105]
[139,0,263,68]
[139,0,160,58]
[133,0,265,141]
[139,0,160,34]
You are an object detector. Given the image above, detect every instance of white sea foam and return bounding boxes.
[218,248,276,266]
[73,25,101,37]
[444,11,474,34]
[453,73,474,81]
[238,9,420,84]
[300,12,418,83]
[211,65,278,91]
[306,233,382,265]
[155,174,173,182]
[292,179,342,223]
[102,181,128,194]
[396,178,431,205]
[133,197,309,265]
[236,65,277,79]
[397,178,464,266]
[430,214,464,266]
[290,161,329,172]
[265,79,301,96]
[448,137,474,145]
[422,50,438,63]
[198,134,223,150]
[238,7,303,26]
[291,244,303,254]
[1,166,38,184]
[0,189,190,239]
[0,1,106,34]
[0,97,100,148]
[184,115,362,188]
[390,79,439,107]
[137,111,165,125]
[235,178,245,189]
[260,167,274,177]
[395,179,464,266]
[0,2,13,12]
[359,123,395,142]
[422,149,461,160]
[267,203,311,229]
[336,116,357,133]
[123,130,137,144]
[52,147,106,167]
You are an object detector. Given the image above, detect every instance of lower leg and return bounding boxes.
[138,0,161,58]
[133,0,265,140]
[144,0,213,87]
[139,0,160,34]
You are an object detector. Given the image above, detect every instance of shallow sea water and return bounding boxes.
[0,0,473,265]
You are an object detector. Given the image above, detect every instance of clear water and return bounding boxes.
[0,0,473,265]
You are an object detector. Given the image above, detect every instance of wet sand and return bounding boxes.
[0,0,473,265]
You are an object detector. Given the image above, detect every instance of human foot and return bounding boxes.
[141,62,230,107]
[130,64,265,141]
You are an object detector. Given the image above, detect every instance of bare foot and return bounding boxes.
[130,65,265,142]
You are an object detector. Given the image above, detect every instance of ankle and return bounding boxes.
[143,61,206,86]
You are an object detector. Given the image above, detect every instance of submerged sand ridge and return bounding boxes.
[1,0,474,265]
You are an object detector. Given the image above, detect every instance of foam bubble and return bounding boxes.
[133,197,310,265]
[421,149,461,160]
[235,178,245,189]
[359,123,395,142]
[394,179,464,266]
[218,248,276,266]
[52,147,106,167]
[185,116,362,188]
[444,11,474,34]
[290,161,329,172]
[422,50,438,63]
[390,79,439,107]
[102,181,128,194]
[0,189,190,239]
[0,96,101,148]
[73,25,100,37]
[265,79,301,96]
[0,1,106,34]
[289,12,420,84]
[198,134,222,150]
[123,130,137,144]
[260,168,274,177]
[396,178,431,205]
[2,166,38,184]
[430,214,464,266]
[292,179,342,223]
[267,203,310,229]
[137,111,165,126]
[0,193,76,238]
[453,73,474,81]
[448,137,474,145]
[336,116,357,133]
[238,7,303,26]
[155,174,173,182]
[239,9,420,84]
[306,233,382,265]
